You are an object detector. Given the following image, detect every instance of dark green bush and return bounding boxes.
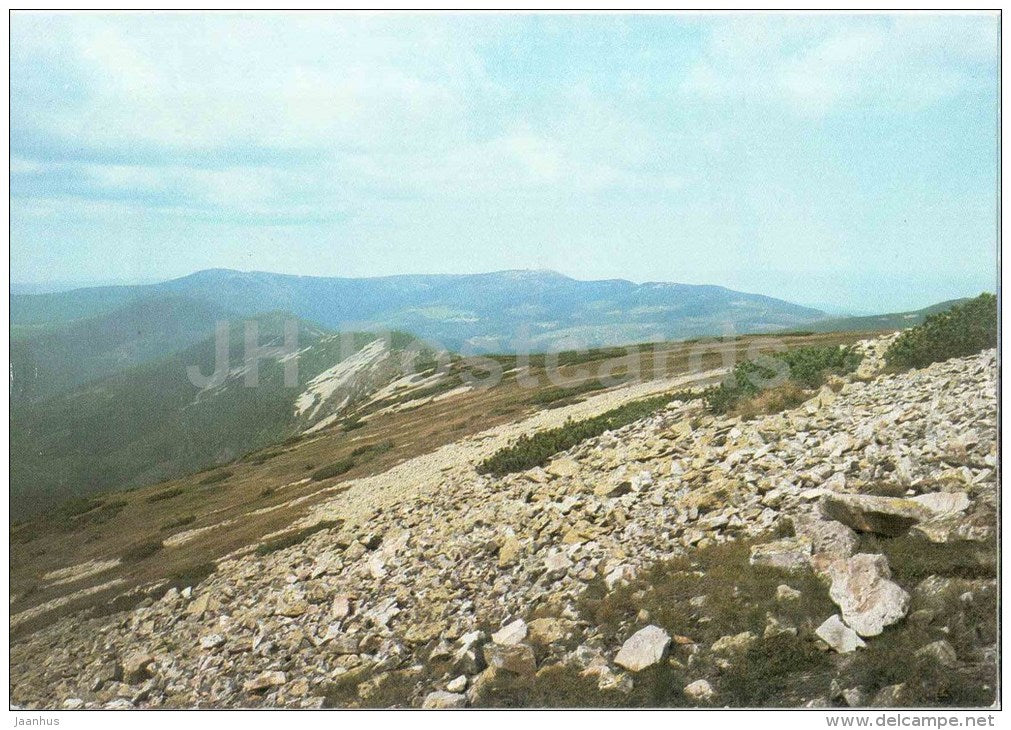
[477,390,698,476]
[349,440,394,459]
[311,458,357,481]
[310,440,393,481]
[59,496,103,517]
[122,538,164,562]
[146,486,186,502]
[165,561,217,591]
[526,380,609,407]
[704,345,861,414]
[159,514,196,532]
[198,470,232,485]
[48,498,128,533]
[885,293,997,369]
[255,519,344,556]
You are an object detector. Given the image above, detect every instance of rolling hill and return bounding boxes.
[802,298,972,333]
[10,314,436,519]
[11,268,827,351]
[11,295,229,402]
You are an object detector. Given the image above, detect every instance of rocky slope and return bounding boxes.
[10,339,997,709]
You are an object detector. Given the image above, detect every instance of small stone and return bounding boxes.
[794,514,859,558]
[815,615,866,654]
[331,594,351,619]
[199,633,225,650]
[748,537,812,571]
[915,640,958,667]
[711,631,757,655]
[604,565,636,591]
[614,625,671,672]
[597,667,634,694]
[841,687,866,707]
[497,536,522,567]
[121,653,155,684]
[491,619,528,646]
[483,643,537,676]
[62,698,85,709]
[446,675,468,693]
[422,690,468,709]
[543,551,572,575]
[910,492,969,515]
[244,670,287,692]
[546,457,580,478]
[527,617,572,645]
[186,593,211,617]
[827,554,910,636]
[594,481,632,498]
[683,679,715,702]
[776,584,802,602]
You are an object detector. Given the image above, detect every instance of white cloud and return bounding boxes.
[682,14,997,114]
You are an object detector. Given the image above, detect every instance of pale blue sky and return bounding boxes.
[10,12,999,312]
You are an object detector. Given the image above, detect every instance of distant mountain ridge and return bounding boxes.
[11,268,827,351]
[803,298,973,334]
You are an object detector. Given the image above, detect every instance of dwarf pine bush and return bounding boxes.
[704,345,861,415]
[885,293,997,369]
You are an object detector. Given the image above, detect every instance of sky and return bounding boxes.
[10,12,999,312]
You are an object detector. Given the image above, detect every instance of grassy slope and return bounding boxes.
[10,330,868,640]
[10,315,422,519]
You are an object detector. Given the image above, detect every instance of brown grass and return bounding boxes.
[730,382,808,420]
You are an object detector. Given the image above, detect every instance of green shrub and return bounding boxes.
[247,450,282,465]
[341,417,365,431]
[311,441,394,482]
[122,538,164,562]
[165,561,217,591]
[311,458,356,481]
[349,440,394,459]
[526,380,609,407]
[159,514,196,532]
[47,498,129,533]
[59,496,103,518]
[477,390,698,476]
[198,470,232,485]
[255,520,343,556]
[704,345,861,415]
[146,486,186,502]
[885,293,997,369]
